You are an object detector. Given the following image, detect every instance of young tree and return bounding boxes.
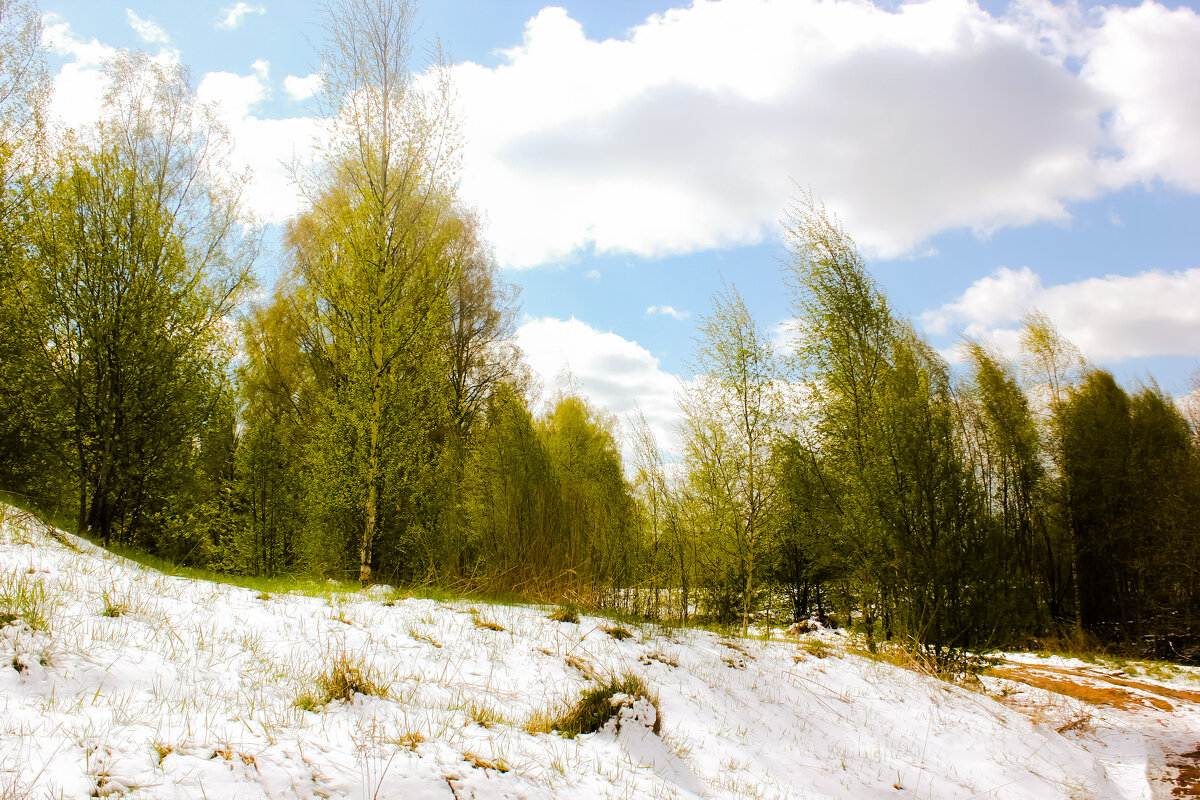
[784,192,1000,654]
[1019,311,1086,631]
[13,53,254,545]
[679,283,783,631]
[294,0,463,583]
[959,342,1050,624]
[541,392,638,603]
[0,0,50,498]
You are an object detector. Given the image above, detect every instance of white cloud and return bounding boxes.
[516,316,683,460]
[43,16,178,133]
[125,9,168,44]
[217,2,266,31]
[923,266,1200,364]
[196,61,321,223]
[646,305,689,321]
[1082,2,1200,191]
[43,16,116,131]
[196,60,270,122]
[444,0,1200,268]
[284,72,322,101]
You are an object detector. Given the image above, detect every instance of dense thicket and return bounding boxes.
[0,0,1197,661]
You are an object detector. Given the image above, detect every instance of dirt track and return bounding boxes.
[985,659,1200,797]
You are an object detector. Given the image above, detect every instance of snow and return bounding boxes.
[0,505,1196,799]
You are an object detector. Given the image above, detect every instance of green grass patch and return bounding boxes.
[528,673,661,739]
[0,570,51,631]
[294,650,390,710]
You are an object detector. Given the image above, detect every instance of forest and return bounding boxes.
[0,0,1197,664]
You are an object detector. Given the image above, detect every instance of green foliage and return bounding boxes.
[784,193,1005,653]
[2,53,254,554]
[540,393,639,597]
[1057,372,1200,648]
[678,283,783,631]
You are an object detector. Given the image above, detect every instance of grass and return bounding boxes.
[799,639,832,659]
[549,605,580,624]
[294,650,390,710]
[469,610,508,632]
[100,587,130,618]
[602,625,634,641]
[0,570,51,631]
[527,673,661,739]
[465,700,510,728]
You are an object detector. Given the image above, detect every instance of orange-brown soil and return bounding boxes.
[984,659,1200,796]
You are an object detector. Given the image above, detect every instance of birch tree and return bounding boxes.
[679,283,783,631]
[296,0,463,583]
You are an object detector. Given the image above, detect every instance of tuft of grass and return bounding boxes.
[395,731,424,751]
[549,605,580,624]
[467,608,507,632]
[100,587,130,618]
[528,673,661,739]
[408,627,442,648]
[151,741,174,766]
[472,616,507,633]
[0,570,51,631]
[602,625,634,641]
[463,752,509,773]
[466,701,510,729]
[640,651,679,668]
[294,650,390,710]
[801,639,831,659]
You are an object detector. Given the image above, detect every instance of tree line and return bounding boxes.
[0,0,1196,661]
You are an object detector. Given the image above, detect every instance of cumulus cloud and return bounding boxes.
[646,305,689,320]
[196,59,271,121]
[196,61,320,223]
[217,2,266,31]
[445,0,1200,268]
[516,316,683,459]
[125,9,169,44]
[923,266,1200,364]
[1083,2,1200,190]
[46,12,319,225]
[284,71,322,101]
[43,16,180,133]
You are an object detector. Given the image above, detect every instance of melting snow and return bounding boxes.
[0,505,1195,798]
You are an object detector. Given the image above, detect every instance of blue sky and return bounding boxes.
[39,0,1200,454]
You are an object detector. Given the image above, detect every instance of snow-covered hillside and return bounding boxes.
[0,505,1195,799]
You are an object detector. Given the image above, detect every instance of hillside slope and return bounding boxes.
[0,506,1195,799]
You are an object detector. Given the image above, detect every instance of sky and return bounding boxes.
[37,0,1200,456]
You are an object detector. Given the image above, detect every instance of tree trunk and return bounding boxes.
[360,374,382,585]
